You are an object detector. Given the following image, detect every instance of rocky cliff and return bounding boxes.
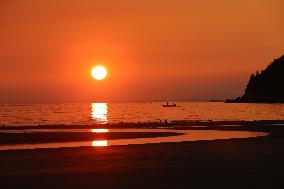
[226,55,284,103]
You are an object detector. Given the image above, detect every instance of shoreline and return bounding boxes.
[1,121,284,188]
[1,119,284,130]
[1,120,283,146]
[1,129,284,188]
[0,132,180,145]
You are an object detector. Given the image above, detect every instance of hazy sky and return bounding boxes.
[0,0,283,103]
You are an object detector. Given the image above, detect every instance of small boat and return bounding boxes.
[161,102,179,107]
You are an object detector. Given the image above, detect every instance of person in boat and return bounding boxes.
[162,102,178,107]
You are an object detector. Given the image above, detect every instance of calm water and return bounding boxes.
[0,102,283,126]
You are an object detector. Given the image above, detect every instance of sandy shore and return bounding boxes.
[0,123,284,189]
[0,132,179,144]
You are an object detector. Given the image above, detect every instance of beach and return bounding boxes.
[1,0,284,188]
[1,123,284,189]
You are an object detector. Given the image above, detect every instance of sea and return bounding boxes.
[0,102,283,126]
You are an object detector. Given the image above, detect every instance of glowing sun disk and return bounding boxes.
[91,66,107,80]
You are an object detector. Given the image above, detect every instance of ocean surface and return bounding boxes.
[0,102,283,126]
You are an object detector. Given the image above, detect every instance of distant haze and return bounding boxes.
[0,0,283,103]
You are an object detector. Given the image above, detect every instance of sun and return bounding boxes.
[91,66,107,80]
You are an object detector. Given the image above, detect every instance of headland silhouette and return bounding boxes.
[227,55,284,103]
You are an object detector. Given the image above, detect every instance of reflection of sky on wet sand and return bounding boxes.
[91,130,268,147]
[0,129,268,150]
[91,103,108,124]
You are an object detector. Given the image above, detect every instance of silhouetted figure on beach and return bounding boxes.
[208,119,213,125]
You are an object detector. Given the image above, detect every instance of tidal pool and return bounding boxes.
[0,128,268,150]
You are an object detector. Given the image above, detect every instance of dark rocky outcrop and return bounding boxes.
[226,55,284,103]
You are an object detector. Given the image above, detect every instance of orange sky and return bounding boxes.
[0,0,283,103]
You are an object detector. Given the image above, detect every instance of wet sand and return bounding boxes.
[0,132,179,144]
[0,123,284,189]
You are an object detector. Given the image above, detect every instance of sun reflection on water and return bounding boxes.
[91,129,109,133]
[91,103,108,124]
[92,140,108,147]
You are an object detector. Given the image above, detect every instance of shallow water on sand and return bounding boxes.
[0,102,283,126]
[0,129,268,150]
